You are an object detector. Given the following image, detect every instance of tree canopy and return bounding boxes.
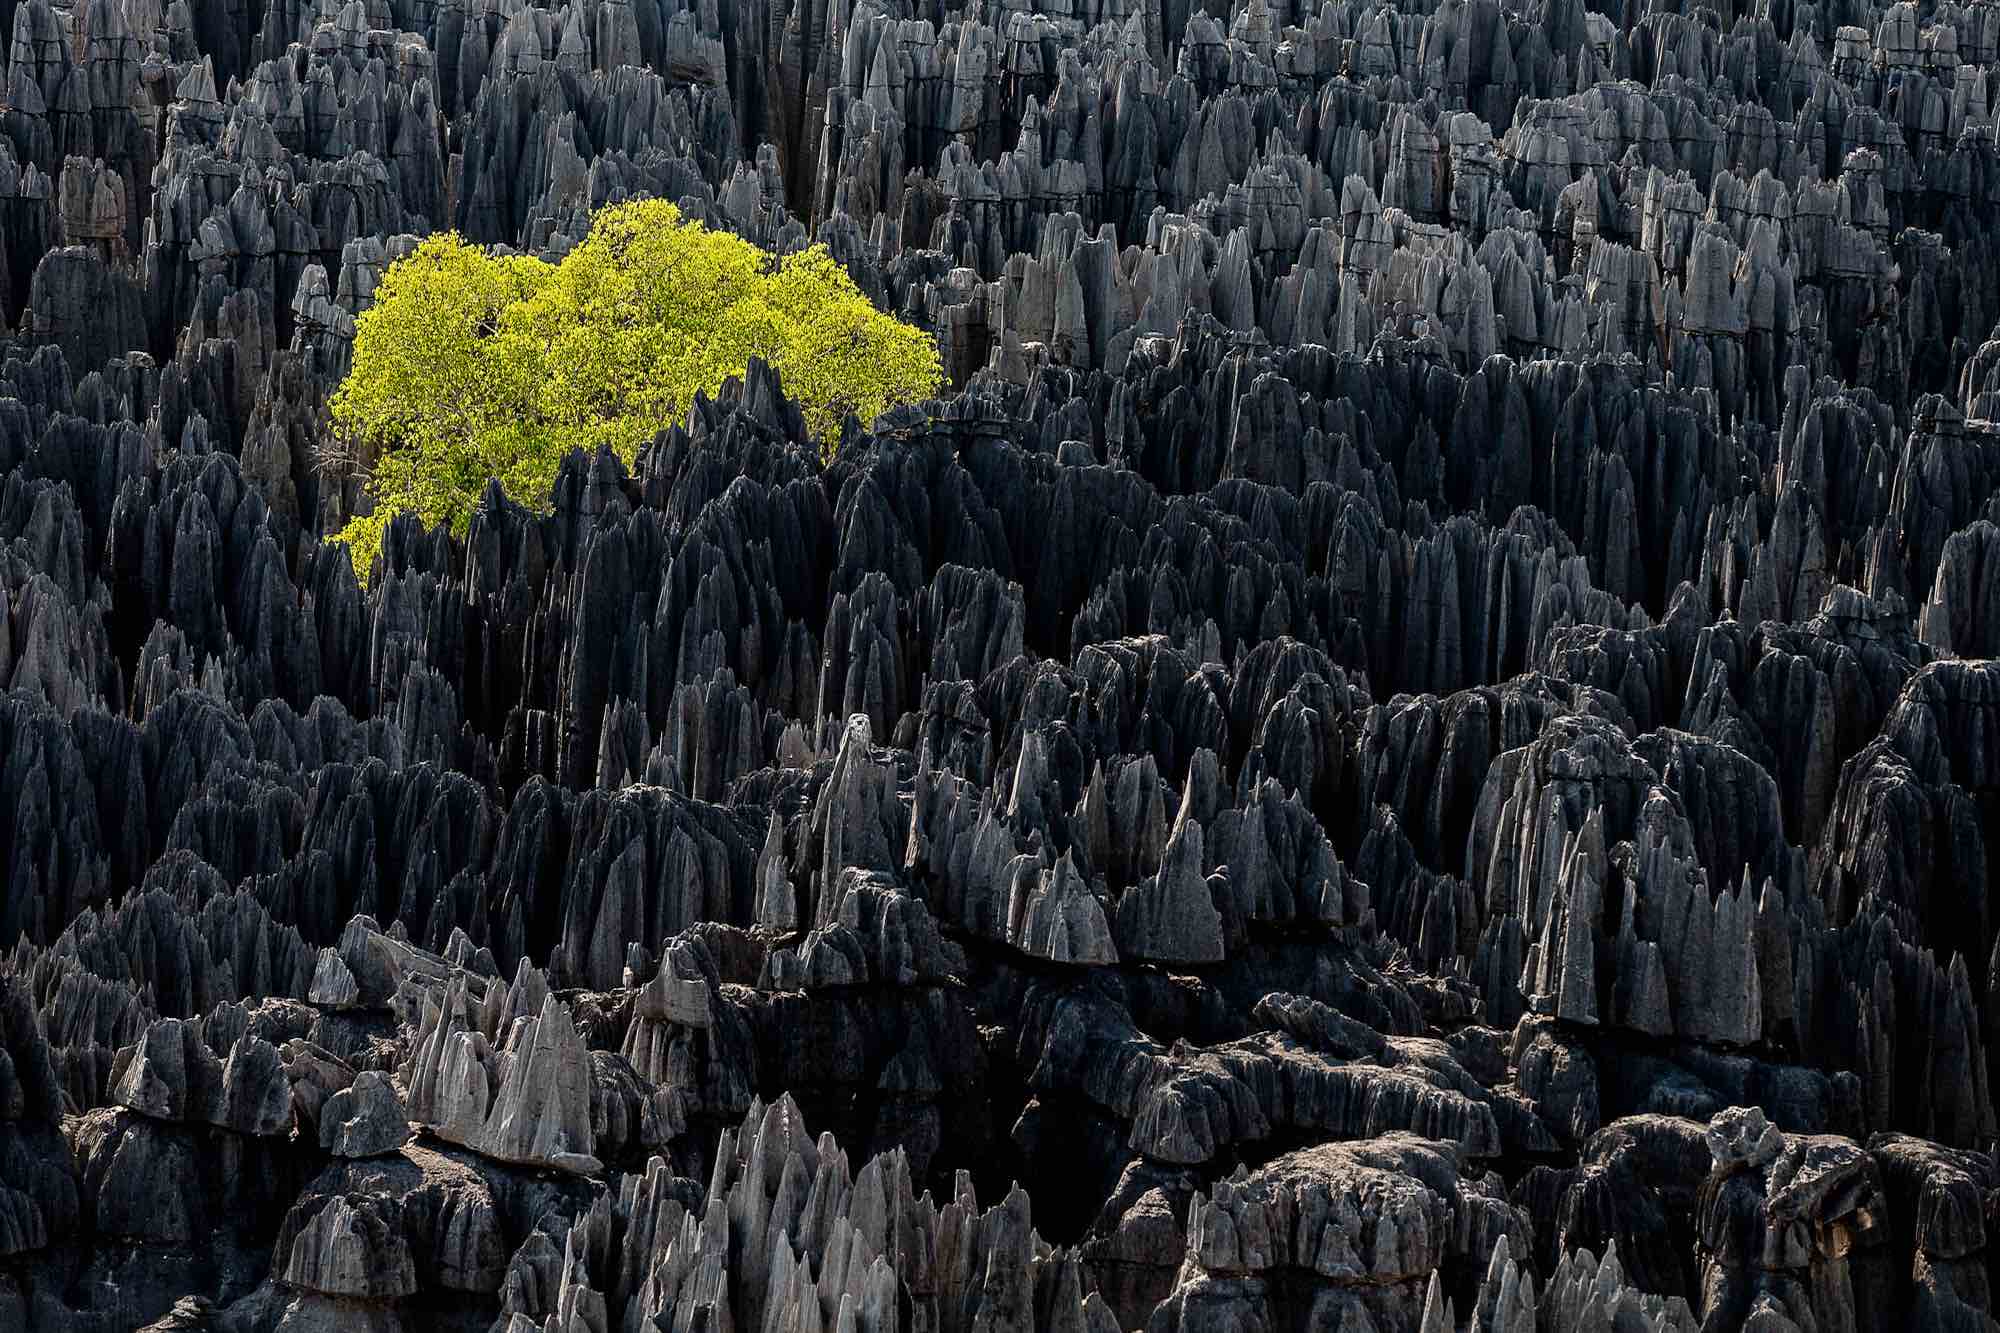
[326,199,944,579]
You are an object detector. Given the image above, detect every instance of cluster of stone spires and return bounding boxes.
[5,0,2000,1324]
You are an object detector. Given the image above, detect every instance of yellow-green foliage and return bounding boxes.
[328,199,943,579]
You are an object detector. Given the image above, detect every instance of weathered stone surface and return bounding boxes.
[317,1071,409,1158]
[401,965,600,1174]
[2,0,2000,1324]
[109,1018,293,1136]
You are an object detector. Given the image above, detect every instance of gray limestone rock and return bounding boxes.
[8,0,2000,1326]
[1113,817,1223,964]
[401,965,600,1174]
[109,1018,293,1136]
[317,1071,409,1158]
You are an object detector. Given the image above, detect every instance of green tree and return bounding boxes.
[326,199,942,580]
